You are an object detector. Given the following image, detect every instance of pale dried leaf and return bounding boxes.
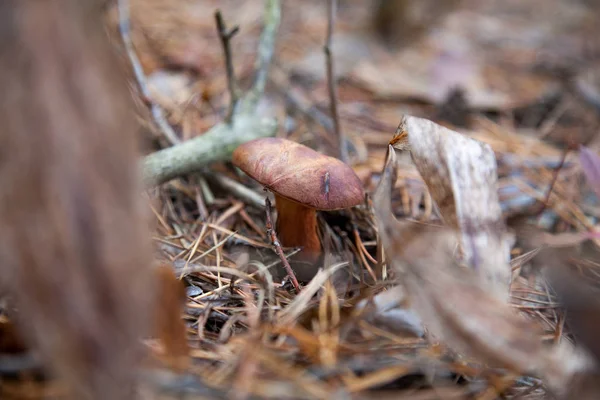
[393,115,511,298]
[372,146,589,397]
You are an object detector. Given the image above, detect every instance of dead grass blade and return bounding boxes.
[277,262,347,326]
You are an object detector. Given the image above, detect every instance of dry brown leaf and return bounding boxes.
[372,145,590,398]
[0,2,155,398]
[391,115,512,299]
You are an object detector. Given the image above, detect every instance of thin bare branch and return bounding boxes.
[118,0,180,145]
[214,10,241,124]
[324,0,348,164]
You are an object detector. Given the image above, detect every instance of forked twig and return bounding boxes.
[143,0,281,186]
[118,0,180,146]
[214,11,241,124]
[264,194,301,293]
[324,0,348,164]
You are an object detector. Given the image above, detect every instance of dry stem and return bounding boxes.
[214,10,240,124]
[118,0,180,146]
[324,0,348,164]
[265,195,301,293]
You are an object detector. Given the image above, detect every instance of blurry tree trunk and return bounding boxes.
[0,1,153,399]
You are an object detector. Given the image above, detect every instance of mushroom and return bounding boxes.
[232,137,364,265]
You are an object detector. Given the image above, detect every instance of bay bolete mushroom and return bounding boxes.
[232,137,364,264]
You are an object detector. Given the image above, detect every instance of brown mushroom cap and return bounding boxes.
[232,137,364,210]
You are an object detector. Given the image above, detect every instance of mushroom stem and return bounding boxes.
[274,194,321,261]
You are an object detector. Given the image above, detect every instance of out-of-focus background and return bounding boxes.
[117,0,600,209]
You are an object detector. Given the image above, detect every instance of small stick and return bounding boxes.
[118,0,180,146]
[214,11,241,124]
[324,0,349,164]
[203,170,265,208]
[534,145,572,219]
[264,194,301,293]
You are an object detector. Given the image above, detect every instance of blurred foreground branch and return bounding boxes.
[142,0,281,187]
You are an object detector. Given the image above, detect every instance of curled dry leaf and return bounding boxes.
[391,115,512,299]
[372,144,589,397]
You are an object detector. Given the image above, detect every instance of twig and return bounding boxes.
[534,146,572,219]
[203,171,266,208]
[215,11,241,124]
[324,0,348,164]
[142,0,281,186]
[265,195,300,293]
[118,0,180,146]
[245,0,281,109]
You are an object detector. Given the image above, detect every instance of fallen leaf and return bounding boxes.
[351,51,513,109]
[391,115,512,298]
[372,144,590,398]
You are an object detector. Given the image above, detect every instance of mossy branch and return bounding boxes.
[142,0,281,187]
[143,115,277,186]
